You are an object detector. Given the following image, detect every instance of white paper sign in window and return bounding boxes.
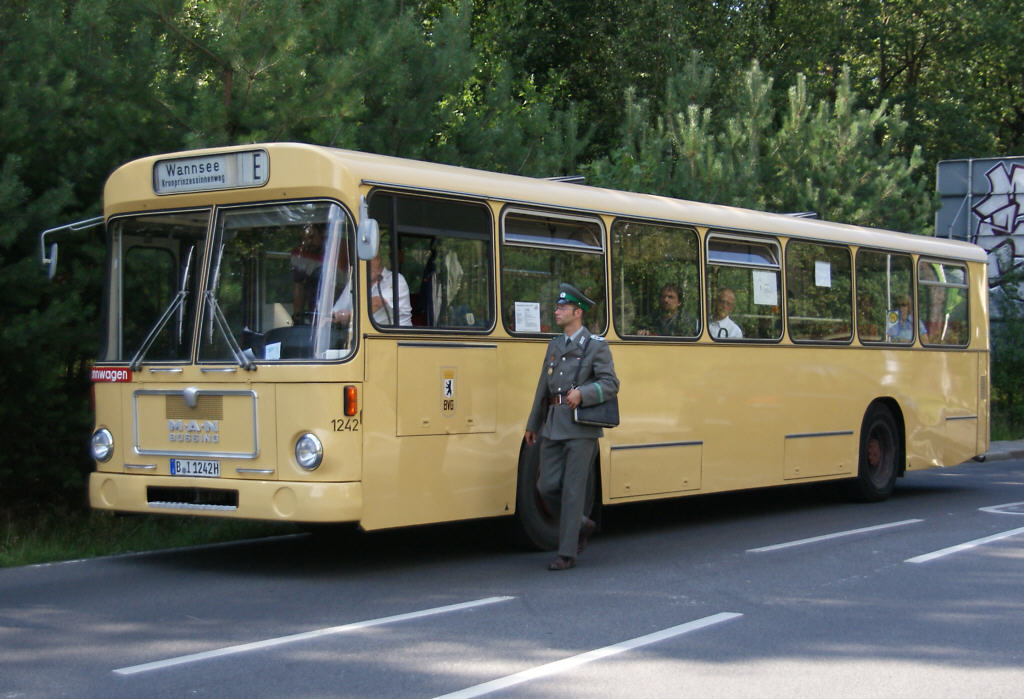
[815,260,832,288]
[514,301,541,332]
[752,270,778,306]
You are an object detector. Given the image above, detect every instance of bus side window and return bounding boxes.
[786,240,852,343]
[706,235,782,341]
[856,249,913,345]
[918,260,969,346]
[369,193,493,330]
[611,219,700,339]
[501,209,606,336]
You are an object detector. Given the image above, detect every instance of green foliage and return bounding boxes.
[0,508,296,567]
[991,276,1024,438]
[585,57,932,233]
[2,0,1022,520]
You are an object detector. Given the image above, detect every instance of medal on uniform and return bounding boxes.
[547,367,553,375]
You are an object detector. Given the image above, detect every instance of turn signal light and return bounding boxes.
[344,385,359,416]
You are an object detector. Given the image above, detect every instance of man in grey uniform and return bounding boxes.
[524,283,619,570]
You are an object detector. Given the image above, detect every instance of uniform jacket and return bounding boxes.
[526,327,619,440]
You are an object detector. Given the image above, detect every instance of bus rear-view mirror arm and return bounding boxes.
[38,216,104,279]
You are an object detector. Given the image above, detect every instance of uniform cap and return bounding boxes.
[556,283,594,311]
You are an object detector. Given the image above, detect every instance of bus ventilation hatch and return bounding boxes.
[147,486,238,511]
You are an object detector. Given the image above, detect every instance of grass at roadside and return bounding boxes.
[991,413,1024,442]
[0,507,299,568]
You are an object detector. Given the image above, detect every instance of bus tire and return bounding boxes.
[512,439,598,551]
[849,404,899,502]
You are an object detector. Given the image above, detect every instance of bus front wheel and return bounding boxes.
[513,439,598,550]
[850,405,899,502]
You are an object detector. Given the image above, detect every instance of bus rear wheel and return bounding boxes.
[849,405,899,502]
[512,439,598,550]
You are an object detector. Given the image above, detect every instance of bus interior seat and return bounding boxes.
[263,302,293,329]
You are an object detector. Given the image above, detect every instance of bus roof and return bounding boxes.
[105,142,987,263]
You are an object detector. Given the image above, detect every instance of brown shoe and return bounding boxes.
[577,518,596,555]
[548,555,576,571]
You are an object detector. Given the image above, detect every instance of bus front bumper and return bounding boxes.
[89,472,363,523]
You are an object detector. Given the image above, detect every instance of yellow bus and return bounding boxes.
[47,143,988,549]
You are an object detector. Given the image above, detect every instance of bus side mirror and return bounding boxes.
[356,195,379,260]
[43,242,59,279]
[38,216,103,279]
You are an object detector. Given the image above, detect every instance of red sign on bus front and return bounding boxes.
[91,367,133,383]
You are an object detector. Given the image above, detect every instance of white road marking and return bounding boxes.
[433,612,742,699]
[746,519,923,553]
[979,501,1024,515]
[113,596,514,676]
[905,526,1024,564]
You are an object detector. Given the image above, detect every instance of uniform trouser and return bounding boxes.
[538,437,596,558]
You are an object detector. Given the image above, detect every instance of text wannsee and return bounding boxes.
[164,161,221,176]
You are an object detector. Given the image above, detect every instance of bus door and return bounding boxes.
[359,190,503,529]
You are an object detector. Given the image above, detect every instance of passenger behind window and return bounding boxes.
[636,283,697,337]
[709,287,743,339]
[886,295,927,343]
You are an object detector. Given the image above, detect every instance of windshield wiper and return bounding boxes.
[130,246,194,371]
[201,241,255,371]
[203,289,255,370]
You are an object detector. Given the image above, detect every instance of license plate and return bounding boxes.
[170,458,220,477]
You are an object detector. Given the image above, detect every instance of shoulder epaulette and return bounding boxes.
[590,335,605,342]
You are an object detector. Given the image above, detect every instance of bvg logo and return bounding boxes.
[441,368,456,416]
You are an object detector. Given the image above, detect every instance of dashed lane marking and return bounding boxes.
[433,612,743,699]
[746,519,923,553]
[906,526,1024,564]
[114,596,514,676]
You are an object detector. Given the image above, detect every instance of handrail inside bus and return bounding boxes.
[39,216,104,279]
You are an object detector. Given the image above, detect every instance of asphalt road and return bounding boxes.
[3,458,1023,698]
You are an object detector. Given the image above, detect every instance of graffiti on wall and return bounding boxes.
[936,156,1024,316]
[971,162,1024,292]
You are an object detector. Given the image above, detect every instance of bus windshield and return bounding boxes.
[105,201,356,364]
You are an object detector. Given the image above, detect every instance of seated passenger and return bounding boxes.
[886,295,927,343]
[332,253,412,327]
[709,287,743,339]
[636,284,697,336]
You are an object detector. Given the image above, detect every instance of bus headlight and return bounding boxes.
[294,433,323,471]
[91,428,114,462]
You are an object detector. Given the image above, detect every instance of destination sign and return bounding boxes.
[153,149,269,195]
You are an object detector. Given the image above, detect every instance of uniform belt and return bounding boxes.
[549,395,570,405]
